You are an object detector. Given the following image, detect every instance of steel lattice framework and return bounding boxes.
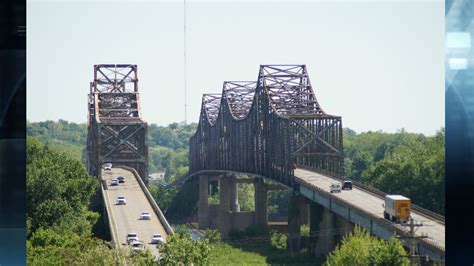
[189,65,343,187]
[86,64,148,181]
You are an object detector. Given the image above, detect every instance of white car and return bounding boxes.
[151,233,164,244]
[111,179,118,186]
[116,196,126,205]
[330,183,342,193]
[140,212,151,220]
[130,240,144,251]
[103,163,112,171]
[126,233,139,244]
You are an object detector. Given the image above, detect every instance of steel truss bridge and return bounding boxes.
[86,65,172,258]
[189,65,445,263]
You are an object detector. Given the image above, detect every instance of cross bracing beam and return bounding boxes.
[86,64,148,181]
[189,65,344,188]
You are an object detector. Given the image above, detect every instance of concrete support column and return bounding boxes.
[229,175,239,212]
[254,178,268,227]
[315,208,336,257]
[198,175,209,230]
[288,193,301,251]
[219,176,232,237]
[299,196,310,226]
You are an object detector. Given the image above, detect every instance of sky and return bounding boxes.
[27,0,444,135]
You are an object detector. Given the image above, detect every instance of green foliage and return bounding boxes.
[157,233,211,266]
[149,146,189,183]
[149,122,198,150]
[204,229,222,244]
[27,137,98,234]
[344,128,445,215]
[324,226,409,266]
[270,230,287,250]
[228,224,269,240]
[208,192,220,205]
[267,190,290,218]
[210,240,315,265]
[165,180,199,222]
[300,224,310,237]
[237,179,255,211]
[173,224,191,239]
[27,137,157,264]
[27,229,157,265]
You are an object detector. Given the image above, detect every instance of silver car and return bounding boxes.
[116,196,126,205]
[130,240,144,251]
[140,212,151,220]
[126,233,138,244]
[151,233,164,244]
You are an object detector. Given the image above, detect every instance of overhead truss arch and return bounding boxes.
[190,64,343,188]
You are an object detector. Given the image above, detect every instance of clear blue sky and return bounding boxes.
[27,0,444,135]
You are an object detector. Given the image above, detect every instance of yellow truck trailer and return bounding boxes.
[383,195,411,223]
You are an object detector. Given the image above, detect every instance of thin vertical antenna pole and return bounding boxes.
[184,0,187,124]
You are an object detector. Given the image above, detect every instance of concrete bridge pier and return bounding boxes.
[309,201,354,258]
[255,178,268,227]
[198,175,210,229]
[229,175,239,212]
[218,175,232,237]
[288,193,302,251]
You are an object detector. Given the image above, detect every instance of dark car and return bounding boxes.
[342,181,352,190]
[117,176,125,183]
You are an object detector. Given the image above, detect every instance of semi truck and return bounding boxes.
[383,195,411,223]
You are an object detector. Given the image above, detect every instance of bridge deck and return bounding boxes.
[102,167,167,258]
[294,168,445,250]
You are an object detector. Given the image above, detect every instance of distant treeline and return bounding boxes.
[27,120,444,215]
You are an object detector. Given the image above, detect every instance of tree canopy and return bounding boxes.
[324,226,409,266]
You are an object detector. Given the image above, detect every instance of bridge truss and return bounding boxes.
[86,64,148,181]
[190,65,343,188]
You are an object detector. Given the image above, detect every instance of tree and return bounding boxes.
[26,137,98,234]
[324,226,409,266]
[157,233,211,265]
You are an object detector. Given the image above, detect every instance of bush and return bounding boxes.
[300,224,310,237]
[204,229,221,244]
[270,230,287,250]
[158,233,211,265]
[173,224,191,239]
[324,226,409,266]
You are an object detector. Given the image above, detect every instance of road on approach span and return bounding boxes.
[102,167,168,259]
[295,168,445,250]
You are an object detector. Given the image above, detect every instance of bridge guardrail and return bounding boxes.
[99,174,119,248]
[117,166,174,236]
[296,166,445,225]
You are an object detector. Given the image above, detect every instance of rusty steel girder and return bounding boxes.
[86,64,148,181]
[189,65,343,188]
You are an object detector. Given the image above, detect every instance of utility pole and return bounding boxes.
[400,218,429,265]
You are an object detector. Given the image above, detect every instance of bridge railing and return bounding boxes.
[99,176,120,248]
[117,165,174,236]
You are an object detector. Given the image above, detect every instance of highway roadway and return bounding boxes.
[295,168,445,251]
[101,167,168,258]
